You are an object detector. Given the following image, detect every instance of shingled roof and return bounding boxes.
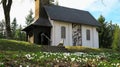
[22,17,52,31]
[23,5,100,31]
[44,5,100,26]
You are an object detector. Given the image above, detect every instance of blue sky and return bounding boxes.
[0,0,120,26]
[87,0,120,24]
[58,0,120,25]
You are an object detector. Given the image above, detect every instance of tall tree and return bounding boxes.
[25,9,34,26]
[98,15,113,48]
[112,24,120,50]
[1,0,12,39]
[98,15,120,49]
[98,15,106,48]
[15,25,26,41]
[11,18,18,39]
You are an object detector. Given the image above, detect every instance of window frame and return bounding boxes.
[86,29,90,40]
[61,26,66,39]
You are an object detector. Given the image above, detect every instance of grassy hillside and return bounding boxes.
[0,39,118,53]
[0,39,120,67]
[0,39,42,52]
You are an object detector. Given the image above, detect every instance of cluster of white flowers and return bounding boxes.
[25,54,34,60]
[23,52,120,67]
[111,63,120,67]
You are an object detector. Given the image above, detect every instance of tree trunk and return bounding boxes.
[2,0,12,39]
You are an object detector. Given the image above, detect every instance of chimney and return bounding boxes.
[35,0,49,20]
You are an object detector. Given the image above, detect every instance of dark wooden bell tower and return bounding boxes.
[23,0,52,45]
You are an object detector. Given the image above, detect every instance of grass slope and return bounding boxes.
[0,39,120,67]
[0,39,41,52]
[0,39,118,53]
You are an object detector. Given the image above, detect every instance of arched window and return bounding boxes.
[86,29,90,40]
[61,26,66,39]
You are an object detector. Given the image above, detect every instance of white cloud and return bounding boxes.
[87,0,119,16]
[58,0,96,10]
[0,0,34,26]
[11,0,35,26]
[0,0,120,26]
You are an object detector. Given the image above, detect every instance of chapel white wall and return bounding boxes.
[49,19,99,48]
[50,20,73,46]
[81,25,99,48]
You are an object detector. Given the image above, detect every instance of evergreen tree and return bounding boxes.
[98,15,107,48]
[11,18,18,39]
[25,9,34,26]
[98,15,113,48]
[15,25,26,41]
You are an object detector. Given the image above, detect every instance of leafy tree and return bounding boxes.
[112,24,120,50]
[25,9,34,26]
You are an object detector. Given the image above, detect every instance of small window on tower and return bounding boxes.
[61,26,66,39]
[86,29,90,40]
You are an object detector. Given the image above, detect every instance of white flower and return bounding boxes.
[73,52,85,56]
[64,55,67,58]
[26,65,29,67]
[71,58,75,61]
[25,54,31,58]
[20,65,22,67]
[25,54,34,60]
[92,59,95,62]
[116,63,120,66]
[63,53,70,56]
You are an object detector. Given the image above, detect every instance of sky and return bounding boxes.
[0,0,120,26]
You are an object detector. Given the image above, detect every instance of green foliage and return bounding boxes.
[0,39,120,66]
[98,15,120,50]
[25,9,34,26]
[98,15,113,48]
[112,25,120,50]
[0,51,120,66]
[14,25,26,41]
[10,18,26,41]
[65,46,118,53]
[11,18,18,39]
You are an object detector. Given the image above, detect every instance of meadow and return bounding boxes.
[0,39,120,67]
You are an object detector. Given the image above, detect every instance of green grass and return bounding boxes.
[66,46,118,53]
[0,39,118,53]
[0,39,42,52]
[0,39,120,67]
